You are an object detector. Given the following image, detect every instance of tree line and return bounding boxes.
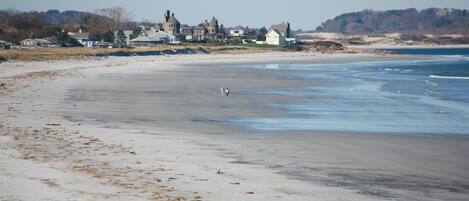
[0,7,136,45]
[316,8,469,35]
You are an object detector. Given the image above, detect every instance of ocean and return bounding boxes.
[228,48,469,135]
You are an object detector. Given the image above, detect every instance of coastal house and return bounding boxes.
[190,17,225,42]
[0,40,15,49]
[82,41,95,48]
[90,41,113,48]
[193,24,208,41]
[162,10,181,35]
[270,22,291,38]
[129,31,176,47]
[266,29,285,45]
[267,22,296,45]
[180,25,194,41]
[207,17,219,34]
[140,25,160,36]
[20,38,59,48]
[205,17,225,41]
[181,25,193,35]
[68,29,90,46]
[129,11,183,46]
[229,26,246,37]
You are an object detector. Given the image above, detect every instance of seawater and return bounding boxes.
[228,49,469,135]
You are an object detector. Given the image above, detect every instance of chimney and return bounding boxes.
[165,10,170,21]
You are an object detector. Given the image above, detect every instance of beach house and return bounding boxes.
[129,31,176,47]
[266,29,285,45]
[229,26,246,37]
[68,29,90,46]
[20,38,60,48]
[270,22,291,38]
[267,22,296,45]
[0,40,15,49]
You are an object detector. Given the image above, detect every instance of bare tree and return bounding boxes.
[95,7,133,31]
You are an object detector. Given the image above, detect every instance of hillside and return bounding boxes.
[0,9,130,44]
[316,8,469,35]
[39,9,98,24]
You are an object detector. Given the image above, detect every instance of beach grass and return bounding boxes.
[0,44,286,62]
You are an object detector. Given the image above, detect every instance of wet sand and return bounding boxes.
[1,52,468,201]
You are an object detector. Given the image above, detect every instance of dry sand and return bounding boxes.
[1,52,468,201]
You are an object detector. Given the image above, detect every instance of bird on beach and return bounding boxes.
[220,86,230,96]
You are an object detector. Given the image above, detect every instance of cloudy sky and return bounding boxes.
[1,0,469,30]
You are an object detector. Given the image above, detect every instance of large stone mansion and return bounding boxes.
[161,10,225,42]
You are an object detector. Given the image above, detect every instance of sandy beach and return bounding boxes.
[1,52,469,201]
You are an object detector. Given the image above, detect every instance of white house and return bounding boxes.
[82,41,113,48]
[68,29,90,46]
[266,29,285,46]
[229,26,246,37]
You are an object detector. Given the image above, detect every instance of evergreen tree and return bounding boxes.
[45,25,81,47]
[102,31,114,43]
[257,27,268,41]
[115,30,126,47]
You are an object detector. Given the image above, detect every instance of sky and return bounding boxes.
[1,0,469,30]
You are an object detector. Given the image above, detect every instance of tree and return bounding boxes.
[257,27,268,41]
[115,30,126,47]
[83,15,113,40]
[219,24,226,34]
[95,7,133,32]
[102,31,114,43]
[130,27,142,39]
[247,30,258,40]
[45,25,82,47]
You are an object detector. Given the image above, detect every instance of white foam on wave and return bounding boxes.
[385,68,401,71]
[424,80,439,87]
[429,75,469,80]
[443,55,467,58]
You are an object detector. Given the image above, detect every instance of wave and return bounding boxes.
[385,68,401,71]
[429,75,469,80]
[424,79,439,87]
[442,55,468,58]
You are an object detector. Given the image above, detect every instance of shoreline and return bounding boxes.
[350,44,469,49]
[0,52,385,201]
[3,43,469,63]
[1,52,468,201]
